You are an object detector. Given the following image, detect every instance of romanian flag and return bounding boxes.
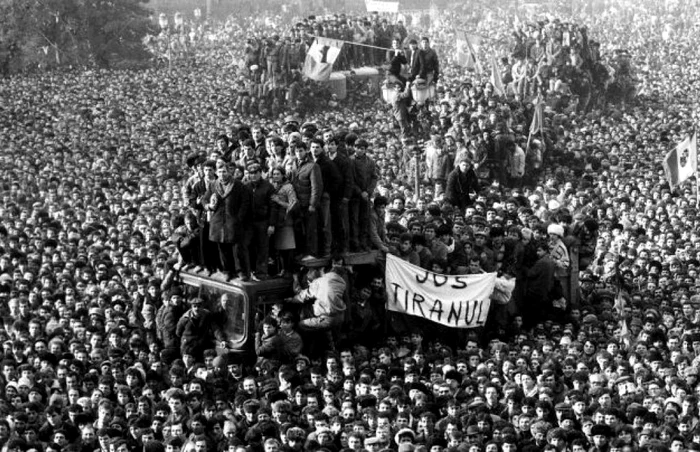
[619,318,632,351]
[615,287,632,350]
[490,54,506,96]
[303,37,344,82]
[663,132,697,187]
[613,288,628,316]
[456,32,483,73]
[529,96,545,136]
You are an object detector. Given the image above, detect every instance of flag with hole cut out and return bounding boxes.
[302,37,344,82]
[663,132,697,187]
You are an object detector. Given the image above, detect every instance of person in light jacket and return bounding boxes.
[507,141,526,188]
[287,268,347,332]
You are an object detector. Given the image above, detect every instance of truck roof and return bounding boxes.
[296,250,380,267]
[178,269,294,302]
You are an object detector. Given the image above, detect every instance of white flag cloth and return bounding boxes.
[303,38,344,82]
[663,132,697,187]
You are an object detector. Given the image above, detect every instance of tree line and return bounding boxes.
[0,0,154,74]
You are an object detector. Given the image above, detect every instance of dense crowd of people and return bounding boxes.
[145,11,422,117]
[1,1,700,452]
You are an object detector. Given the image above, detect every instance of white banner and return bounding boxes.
[385,254,496,328]
[366,0,400,12]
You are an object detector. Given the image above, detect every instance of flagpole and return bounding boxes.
[540,127,546,160]
[525,130,533,157]
[525,95,542,156]
[308,34,392,52]
[695,128,699,209]
[612,255,632,351]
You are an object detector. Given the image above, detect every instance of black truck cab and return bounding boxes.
[177,270,294,362]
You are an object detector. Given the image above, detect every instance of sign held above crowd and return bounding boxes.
[385,255,496,329]
[365,0,400,13]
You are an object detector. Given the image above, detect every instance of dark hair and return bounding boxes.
[412,234,426,247]
[374,196,388,208]
[262,316,279,329]
[399,233,412,243]
[535,239,549,252]
[271,166,286,178]
[309,138,324,148]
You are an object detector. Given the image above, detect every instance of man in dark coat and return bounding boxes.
[417,36,439,83]
[386,38,408,85]
[350,139,377,251]
[407,39,421,82]
[310,138,341,257]
[291,142,323,259]
[205,161,252,281]
[156,287,186,364]
[176,298,217,362]
[445,157,480,213]
[191,159,218,273]
[245,162,274,279]
[523,239,555,329]
[172,211,201,270]
[327,137,354,254]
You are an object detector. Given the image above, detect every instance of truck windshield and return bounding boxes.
[181,282,248,348]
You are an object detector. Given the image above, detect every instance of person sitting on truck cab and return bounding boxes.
[287,267,347,332]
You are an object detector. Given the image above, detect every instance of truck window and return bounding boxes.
[181,283,247,347]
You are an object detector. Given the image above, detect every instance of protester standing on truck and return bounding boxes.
[206,161,252,281]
